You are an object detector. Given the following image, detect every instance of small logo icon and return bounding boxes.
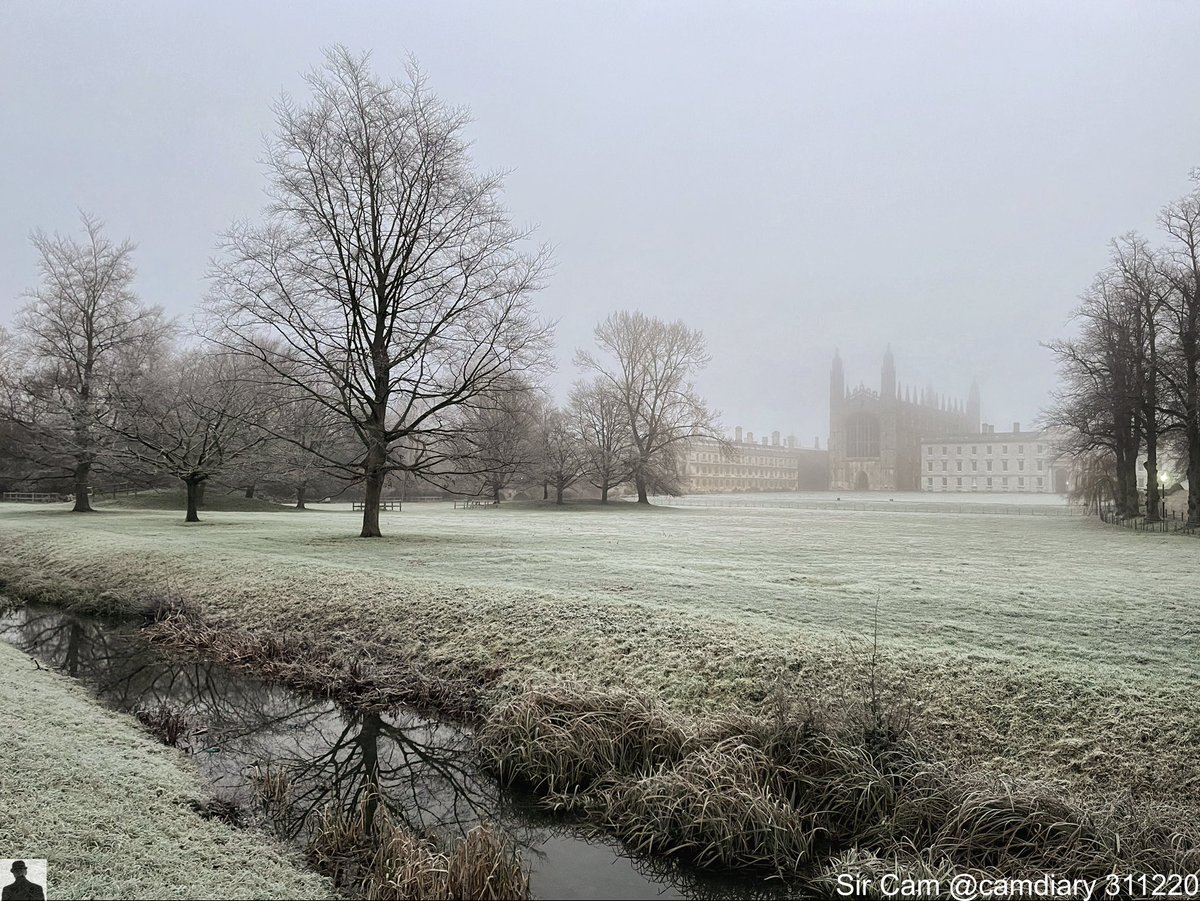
[1,860,46,901]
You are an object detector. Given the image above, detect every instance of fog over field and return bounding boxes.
[4,2,1200,439]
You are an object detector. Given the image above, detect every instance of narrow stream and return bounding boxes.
[1,604,793,900]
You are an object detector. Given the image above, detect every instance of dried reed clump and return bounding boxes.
[308,797,531,901]
[930,787,1116,876]
[134,701,192,747]
[597,738,816,873]
[477,684,695,794]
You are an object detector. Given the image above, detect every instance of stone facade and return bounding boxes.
[829,348,979,491]
[684,430,829,492]
[919,424,1069,493]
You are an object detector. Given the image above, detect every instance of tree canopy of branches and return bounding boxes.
[1047,172,1200,524]
[113,350,269,522]
[576,311,722,504]
[208,48,550,537]
[2,214,167,510]
[569,377,633,504]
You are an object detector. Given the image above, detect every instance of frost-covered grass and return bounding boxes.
[0,641,331,900]
[0,500,1197,813]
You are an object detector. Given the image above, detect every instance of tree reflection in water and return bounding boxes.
[0,604,794,901]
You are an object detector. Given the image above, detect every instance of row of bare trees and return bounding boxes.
[1046,172,1200,524]
[0,49,723,536]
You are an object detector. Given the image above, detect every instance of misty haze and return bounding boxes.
[1,3,1198,900]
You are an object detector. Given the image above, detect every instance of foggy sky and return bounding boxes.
[3,1,1199,445]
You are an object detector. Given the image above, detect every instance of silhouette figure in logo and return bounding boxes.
[2,862,44,901]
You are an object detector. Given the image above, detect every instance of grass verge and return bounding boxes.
[0,641,332,900]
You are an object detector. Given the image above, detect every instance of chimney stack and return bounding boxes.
[772,430,781,447]
[735,426,743,443]
[1012,421,1020,433]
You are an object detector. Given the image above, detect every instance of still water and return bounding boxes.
[1,604,792,900]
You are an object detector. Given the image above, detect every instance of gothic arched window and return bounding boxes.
[846,413,880,458]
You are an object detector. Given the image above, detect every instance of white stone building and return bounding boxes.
[918,423,1068,494]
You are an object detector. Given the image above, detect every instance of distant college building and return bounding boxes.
[920,423,1069,493]
[829,348,979,491]
[684,429,829,492]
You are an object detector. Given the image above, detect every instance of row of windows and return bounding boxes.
[925,444,1045,457]
[926,476,1044,489]
[927,459,1043,473]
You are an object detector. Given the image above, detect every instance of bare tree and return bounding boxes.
[569,377,633,504]
[455,378,541,502]
[1157,175,1200,525]
[575,311,722,504]
[538,406,585,504]
[207,48,551,537]
[113,350,268,522]
[4,214,167,510]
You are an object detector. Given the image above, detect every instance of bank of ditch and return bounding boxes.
[0,639,332,901]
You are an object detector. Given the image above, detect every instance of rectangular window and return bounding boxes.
[1002,460,1009,471]
[1002,477,1010,487]
[926,446,933,456]
[926,477,933,488]
[957,446,962,455]
[942,446,947,455]
[956,461,962,471]
[971,461,977,471]
[941,477,947,486]
[941,461,947,471]
[1037,477,1043,487]
[1002,445,1008,454]
[1037,460,1043,471]
[986,461,993,471]
[956,477,963,487]
[1018,460,1025,471]
[1018,445,1024,454]
[1037,444,1044,454]
[927,461,933,472]
[1018,477,1025,488]
[986,445,992,454]
[987,477,993,488]
[971,446,977,454]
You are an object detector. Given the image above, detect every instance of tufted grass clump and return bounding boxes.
[477,683,695,795]
[308,796,531,900]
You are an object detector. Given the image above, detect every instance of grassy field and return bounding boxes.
[0,640,331,900]
[1,499,1197,814]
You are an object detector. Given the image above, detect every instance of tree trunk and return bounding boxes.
[296,484,307,510]
[635,472,649,504]
[555,482,564,504]
[1144,437,1161,522]
[245,484,256,499]
[185,477,204,523]
[360,437,386,537]
[1189,417,1200,527]
[542,481,548,500]
[72,460,93,513]
[600,483,609,505]
[492,481,501,503]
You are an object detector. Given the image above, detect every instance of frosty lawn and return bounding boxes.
[0,640,331,900]
[0,499,1197,814]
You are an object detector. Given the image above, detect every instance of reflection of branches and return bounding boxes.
[0,606,797,900]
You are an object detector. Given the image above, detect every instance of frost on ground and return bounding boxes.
[0,641,332,900]
[0,500,1196,816]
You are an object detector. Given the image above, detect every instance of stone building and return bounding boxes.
[919,423,1069,493]
[829,348,979,491]
[684,429,829,492]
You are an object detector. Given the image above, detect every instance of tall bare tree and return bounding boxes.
[576,311,722,504]
[1157,176,1200,524]
[538,406,585,504]
[4,214,167,510]
[569,377,633,504]
[208,48,550,537]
